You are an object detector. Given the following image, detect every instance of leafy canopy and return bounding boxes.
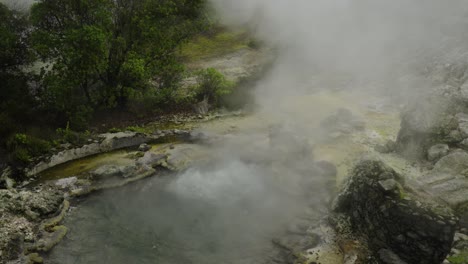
[31,0,208,125]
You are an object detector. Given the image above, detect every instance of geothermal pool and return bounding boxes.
[45,91,403,264]
[46,159,326,264]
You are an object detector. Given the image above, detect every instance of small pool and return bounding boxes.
[46,159,323,264]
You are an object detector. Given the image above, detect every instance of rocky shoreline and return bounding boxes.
[0,125,218,263]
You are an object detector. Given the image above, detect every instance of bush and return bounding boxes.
[56,123,89,145]
[448,250,468,264]
[195,68,234,106]
[6,133,51,165]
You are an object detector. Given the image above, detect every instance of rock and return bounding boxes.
[138,143,151,152]
[60,143,72,149]
[5,177,15,189]
[0,167,14,189]
[378,179,398,192]
[427,144,450,161]
[55,177,78,189]
[99,131,149,151]
[433,150,468,175]
[136,152,166,168]
[460,80,468,102]
[91,164,137,179]
[0,187,64,262]
[27,132,155,177]
[459,138,468,149]
[396,96,459,159]
[333,159,457,264]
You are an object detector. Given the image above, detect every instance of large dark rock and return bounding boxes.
[333,159,458,264]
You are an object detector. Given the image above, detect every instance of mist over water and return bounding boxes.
[46,1,468,263]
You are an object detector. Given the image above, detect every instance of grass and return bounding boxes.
[179,29,250,62]
[448,250,468,264]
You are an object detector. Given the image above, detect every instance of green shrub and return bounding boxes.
[125,126,150,133]
[56,123,88,145]
[195,68,234,106]
[108,128,121,133]
[448,250,468,264]
[68,105,94,131]
[6,133,52,165]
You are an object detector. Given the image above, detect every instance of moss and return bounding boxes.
[36,225,68,252]
[27,253,43,264]
[40,200,69,232]
[125,125,152,134]
[398,187,408,200]
[108,127,121,133]
[448,250,468,264]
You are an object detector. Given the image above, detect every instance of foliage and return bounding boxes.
[0,3,31,71]
[448,250,468,264]
[0,3,36,143]
[195,68,234,106]
[6,134,51,165]
[125,126,151,134]
[30,0,209,121]
[56,123,90,145]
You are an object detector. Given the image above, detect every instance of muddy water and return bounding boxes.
[45,90,406,264]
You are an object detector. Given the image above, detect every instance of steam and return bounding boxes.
[212,0,468,107]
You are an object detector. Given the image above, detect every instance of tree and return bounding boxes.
[0,2,34,140]
[31,0,208,122]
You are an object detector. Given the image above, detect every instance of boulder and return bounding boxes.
[427,144,449,162]
[333,159,457,264]
[396,96,460,159]
[138,143,151,152]
[433,150,468,175]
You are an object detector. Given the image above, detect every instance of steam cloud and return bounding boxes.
[211,0,468,107]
